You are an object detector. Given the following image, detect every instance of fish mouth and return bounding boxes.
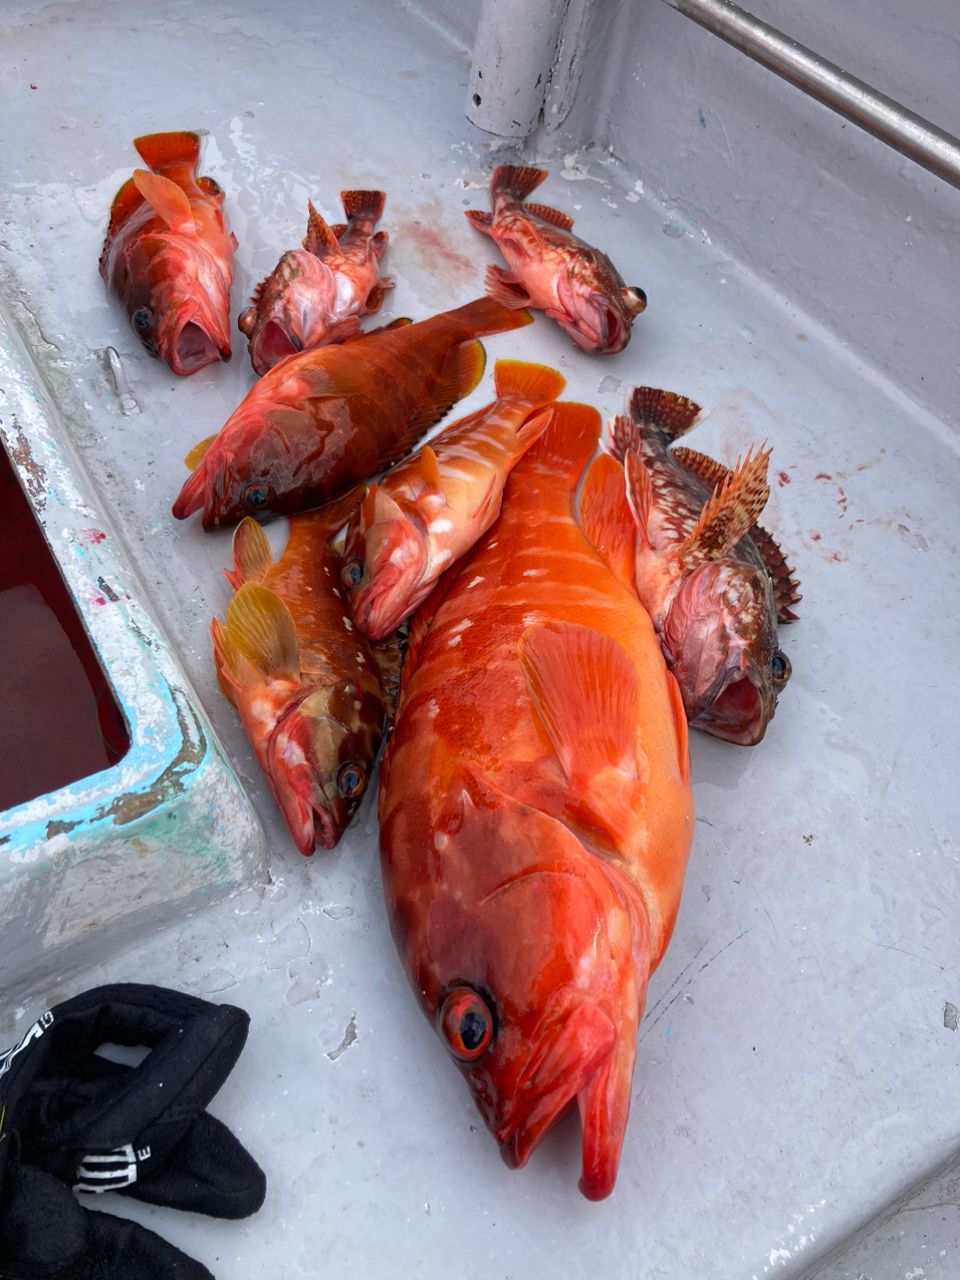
[352,567,417,641]
[494,999,619,1192]
[694,671,770,746]
[265,707,352,855]
[250,319,302,375]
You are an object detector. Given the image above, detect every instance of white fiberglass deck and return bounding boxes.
[2,2,958,1277]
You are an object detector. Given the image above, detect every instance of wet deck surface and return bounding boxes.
[2,2,959,1277]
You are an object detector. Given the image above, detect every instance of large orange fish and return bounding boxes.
[173,297,533,528]
[99,131,236,376]
[379,404,693,1200]
[341,359,563,640]
[580,387,799,745]
[239,191,392,374]
[212,492,399,854]
[466,166,646,355]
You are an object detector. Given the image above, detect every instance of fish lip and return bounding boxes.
[171,464,207,520]
[161,298,232,376]
[694,668,770,745]
[265,698,351,854]
[250,319,301,375]
[351,576,410,642]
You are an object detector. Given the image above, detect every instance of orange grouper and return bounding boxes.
[173,297,532,528]
[99,131,236,376]
[212,491,399,854]
[378,403,694,1200]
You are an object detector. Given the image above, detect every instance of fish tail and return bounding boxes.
[611,387,704,458]
[444,296,534,338]
[491,164,548,203]
[525,402,601,488]
[493,359,566,407]
[340,189,386,223]
[133,130,201,174]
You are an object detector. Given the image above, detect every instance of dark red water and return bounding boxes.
[0,446,129,812]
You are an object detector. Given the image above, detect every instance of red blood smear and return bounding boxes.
[0,447,129,811]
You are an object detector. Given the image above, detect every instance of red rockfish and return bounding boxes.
[99,131,236,376]
[239,191,393,375]
[173,297,533,528]
[212,492,399,854]
[341,359,564,640]
[379,403,693,1200]
[466,165,646,355]
[580,387,800,745]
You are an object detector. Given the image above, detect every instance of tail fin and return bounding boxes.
[494,359,565,406]
[491,165,548,202]
[523,402,600,489]
[133,131,201,174]
[341,190,386,222]
[612,387,704,459]
[446,296,534,338]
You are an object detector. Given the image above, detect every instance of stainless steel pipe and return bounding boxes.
[661,0,960,189]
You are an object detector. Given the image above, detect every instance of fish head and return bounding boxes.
[556,271,640,355]
[341,486,429,639]
[266,678,385,853]
[242,251,338,374]
[173,405,318,527]
[135,235,232,374]
[406,771,648,1199]
[661,560,791,745]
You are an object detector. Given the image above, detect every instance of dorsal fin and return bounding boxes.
[671,445,730,490]
[623,449,654,552]
[303,200,342,255]
[183,433,218,471]
[677,444,771,568]
[106,177,146,238]
[749,523,802,622]
[419,445,442,490]
[524,202,574,230]
[132,169,195,232]
[578,453,636,587]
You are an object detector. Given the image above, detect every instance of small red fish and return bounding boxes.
[380,404,693,1200]
[239,191,393,375]
[173,297,533,529]
[466,165,646,355]
[341,359,563,640]
[579,387,800,745]
[99,131,236,376]
[212,492,398,853]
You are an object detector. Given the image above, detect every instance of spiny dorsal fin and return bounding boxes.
[226,583,300,682]
[749,523,802,622]
[227,518,275,590]
[525,202,574,230]
[579,452,636,587]
[671,445,730,490]
[303,200,342,256]
[183,433,218,471]
[677,443,771,568]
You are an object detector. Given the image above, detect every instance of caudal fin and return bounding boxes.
[611,387,704,459]
[493,359,566,407]
[341,189,386,222]
[491,165,548,203]
[523,402,600,489]
[445,296,534,338]
[133,131,201,174]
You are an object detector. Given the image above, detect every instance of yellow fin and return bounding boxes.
[226,583,299,682]
[419,444,442,490]
[227,518,274,590]
[183,433,218,471]
[493,359,565,406]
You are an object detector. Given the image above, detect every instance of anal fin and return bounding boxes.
[525,202,574,230]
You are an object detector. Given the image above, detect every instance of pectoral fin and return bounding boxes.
[677,443,771,569]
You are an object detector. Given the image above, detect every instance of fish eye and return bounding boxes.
[243,481,274,512]
[342,558,365,588]
[771,650,791,685]
[132,306,154,332]
[440,987,494,1062]
[336,761,366,799]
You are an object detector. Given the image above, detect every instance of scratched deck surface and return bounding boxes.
[1,2,959,1278]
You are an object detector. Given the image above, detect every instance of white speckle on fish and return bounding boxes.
[342,616,354,631]
[522,568,546,577]
[447,634,462,648]
[430,517,454,535]
[466,576,484,588]
[450,618,472,634]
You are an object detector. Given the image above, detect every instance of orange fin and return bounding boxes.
[341,189,386,222]
[519,620,641,791]
[365,282,387,313]
[612,387,704,457]
[106,177,146,238]
[491,165,548,202]
[493,359,565,406]
[133,131,201,173]
[665,670,690,785]
[465,209,494,234]
[362,316,412,337]
[579,453,636,586]
[514,406,554,455]
[132,169,195,232]
[401,338,487,444]
[671,445,729,489]
[750,523,802,622]
[419,444,442,491]
[623,448,654,552]
[678,444,772,567]
[525,202,574,230]
[525,402,600,490]
[228,518,274,590]
[446,295,534,337]
[484,264,531,309]
[303,200,341,256]
[183,433,218,471]
[226,583,299,682]
[329,222,348,239]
